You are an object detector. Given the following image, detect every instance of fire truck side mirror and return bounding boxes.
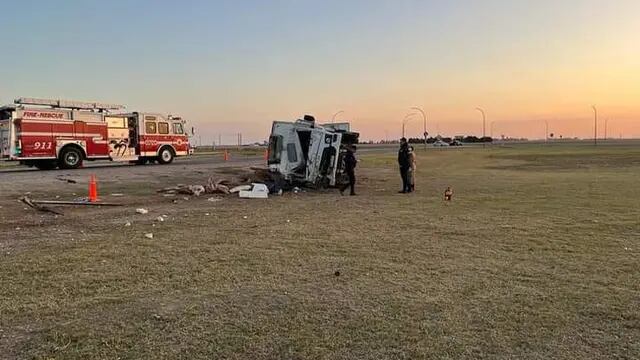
[191,127,195,135]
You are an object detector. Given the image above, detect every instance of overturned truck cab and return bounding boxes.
[267,115,359,189]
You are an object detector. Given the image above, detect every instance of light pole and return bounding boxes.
[476,107,486,146]
[331,110,345,123]
[411,107,428,149]
[490,121,495,139]
[592,105,597,146]
[545,120,549,142]
[402,113,417,139]
[604,118,608,140]
[476,107,486,138]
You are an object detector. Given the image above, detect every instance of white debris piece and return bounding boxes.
[243,216,248,219]
[239,183,269,199]
[207,197,222,202]
[136,208,149,215]
[144,233,154,239]
[156,216,165,222]
[230,185,252,193]
[124,222,132,227]
[188,185,206,197]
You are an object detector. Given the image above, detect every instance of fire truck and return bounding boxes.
[0,98,190,170]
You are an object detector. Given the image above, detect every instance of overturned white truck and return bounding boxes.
[267,115,359,189]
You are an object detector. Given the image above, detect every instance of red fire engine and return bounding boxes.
[0,98,190,170]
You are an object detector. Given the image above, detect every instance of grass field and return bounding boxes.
[1,144,639,359]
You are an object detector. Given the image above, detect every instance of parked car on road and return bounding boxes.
[433,140,449,147]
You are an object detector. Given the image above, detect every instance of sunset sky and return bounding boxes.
[1,0,638,143]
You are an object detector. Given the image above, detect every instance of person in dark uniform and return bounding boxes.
[340,145,357,196]
[398,138,412,193]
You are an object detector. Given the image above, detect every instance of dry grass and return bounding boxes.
[0,145,639,359]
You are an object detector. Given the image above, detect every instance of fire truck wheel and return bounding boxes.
[158,147,174,164]
[59,147,84,169]
[34,160,58,170]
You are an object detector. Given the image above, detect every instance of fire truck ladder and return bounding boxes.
[14,97,125,111]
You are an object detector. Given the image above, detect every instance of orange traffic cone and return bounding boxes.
[263,149,269,161]
[88,174,98,202]
[223,150,229,161]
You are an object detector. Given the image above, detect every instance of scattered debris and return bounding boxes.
[189,185,206,197]
[125,222,132,227]
[56,177,77,184]
[243,216,248,219]
[230,185,252,193]
[144,233,154,239]
[205,213,210,216]
[334,271,341,277]
[20,196,64,215]
[155,216,165,222]
[110,193,124,197]
[157,170,288,198]
[207,197,222,202]
[136,208,149,215]
[239,183,269,199]
[27,199,123,207]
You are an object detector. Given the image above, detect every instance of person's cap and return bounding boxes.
[400,137,407,142]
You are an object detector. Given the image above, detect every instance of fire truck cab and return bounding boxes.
[0,98,190,170]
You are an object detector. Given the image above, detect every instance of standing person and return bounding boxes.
[408,146,417,192]
[340,145,357,196]
[398,138,412,193]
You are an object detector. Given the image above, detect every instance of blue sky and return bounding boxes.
[2,0,639,142]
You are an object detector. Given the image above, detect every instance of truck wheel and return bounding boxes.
[34,160,58,170]
[59,147,83,169]
[158,147,174,164]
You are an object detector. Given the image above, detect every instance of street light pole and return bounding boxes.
[592,105,598,146]
[490,121,495,139]
[411,107,427,149]
[476,107,486,138]
[476,107,486,146]
[402,113,417,139]
[545,120,549,142]
[604,118,608,140]
[331,110,345,123]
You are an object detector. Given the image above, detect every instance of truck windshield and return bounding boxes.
[0,110,10,121]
